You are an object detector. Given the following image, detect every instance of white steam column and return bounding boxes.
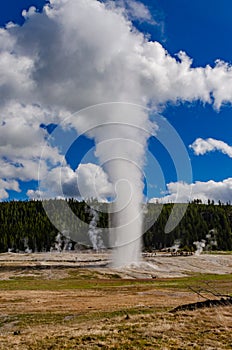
[84,104,149,268]
[109,159,143,267]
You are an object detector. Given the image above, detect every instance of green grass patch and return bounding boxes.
[0,269,231,293]
[0,305,163,330]
[0,277,154,291]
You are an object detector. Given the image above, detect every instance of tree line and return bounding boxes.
[0,199,231,253]
[144,202,232,251]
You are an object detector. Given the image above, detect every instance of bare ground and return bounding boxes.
[0,251,231,278]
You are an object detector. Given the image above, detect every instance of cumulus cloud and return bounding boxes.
[1,0,232,200]
[190,137,232,158]
[150,178,232,204]
[106,0,153,22]
[3,0,232,111]
[0,102,67,184]
[22,6,37,19]
[124,0,152,21]
[28,163,113,201]
[0,179,20,200]
[75,163,113,200]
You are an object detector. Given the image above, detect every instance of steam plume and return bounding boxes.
[194,240,206,255]
[88,206,105,252]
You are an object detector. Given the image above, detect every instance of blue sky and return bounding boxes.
[0,0,232,203]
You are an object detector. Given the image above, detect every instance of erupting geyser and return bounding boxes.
[35,0,200,267]
[81,104,151,267]
[109,159,144,267]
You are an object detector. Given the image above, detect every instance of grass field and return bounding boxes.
[0,254,231,349]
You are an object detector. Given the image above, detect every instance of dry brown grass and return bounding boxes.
[0,307,231,349]
[0,254,231,349]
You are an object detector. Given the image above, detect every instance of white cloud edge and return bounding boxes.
[26,163,114,202]
[25,175,232,204]
[150,178,232,204]
[190,137,232,158]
